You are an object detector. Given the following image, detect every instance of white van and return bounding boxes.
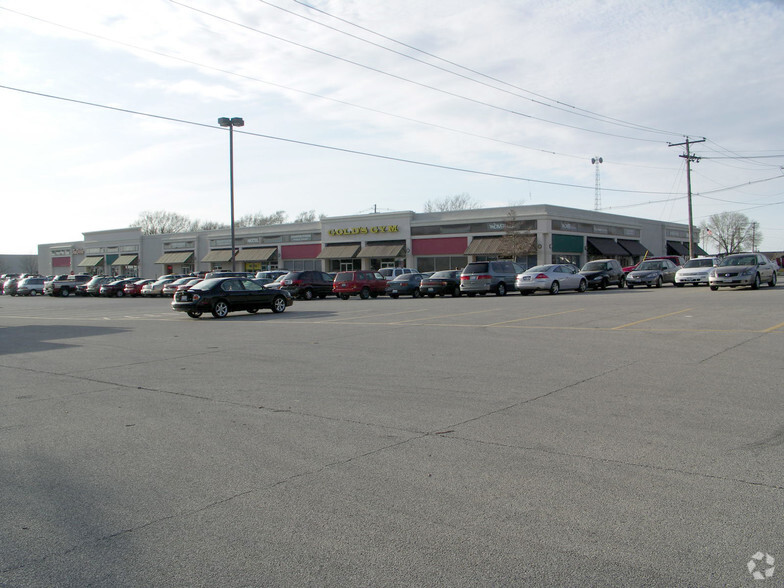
[378,267,418,281]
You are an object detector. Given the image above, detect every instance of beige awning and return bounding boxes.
[77,256,104,267]
[154,252,193,264]
[357,243,406,258]
[465,236,536,255]
[201,250,233,263]
[234,247,277,261]
[316,244,359,259]
[111,254,138,266]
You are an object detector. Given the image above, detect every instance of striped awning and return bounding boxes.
[234,247,277,261]
[111,254,138,266]
[154,252,193,264]
[201,250,233,263]
[77,256,103,267]
[316,244,360,259]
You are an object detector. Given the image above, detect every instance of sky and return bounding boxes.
[1,0,783,254]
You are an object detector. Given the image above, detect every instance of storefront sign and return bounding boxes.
[328,225,399,236]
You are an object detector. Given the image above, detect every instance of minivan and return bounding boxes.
[460,261,525,296]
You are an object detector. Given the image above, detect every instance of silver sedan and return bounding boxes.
[709,253,778,290]
[515,264,587,295]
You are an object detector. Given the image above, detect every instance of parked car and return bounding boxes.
[124,279,155,297]
[460,260,524,297]
[255,270,289,281]
[579,259,625,289]
[333,270,388,300]
[162,277,199,297]
[709,253,778,291]
[172,276,293,318]
[516,264,587,295]
[16,276,46,296]
[625,259,679,288]
[44,274,91,297]
[141,277,177,297]
[378,267,418,281]
[278,271,337,300]
[386,273,425,298]
[674,257,718,286]
[623,255,685,275]
[2,276,21,296]
[420,270,462,297]
[99,278,137,297]
[83,276,114,296]
[173,278,203,294]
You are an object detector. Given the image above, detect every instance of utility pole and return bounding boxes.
[591,156,603,210]
[668,137,705,259]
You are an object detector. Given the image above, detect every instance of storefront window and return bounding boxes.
[416,256,468,272]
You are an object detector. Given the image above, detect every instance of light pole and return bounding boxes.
[218,116,244,271]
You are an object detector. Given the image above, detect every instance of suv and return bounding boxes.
[460,260,524,296]
[278,271,336,300]
[378,267,418,281]
[579,259,625,289]
[333,270,388,300]
[44,274,91,297]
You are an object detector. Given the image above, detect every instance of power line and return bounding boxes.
[0,83,680,196]
[169,0,671,143]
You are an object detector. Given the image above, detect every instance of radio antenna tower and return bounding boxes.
[591,156,603,210]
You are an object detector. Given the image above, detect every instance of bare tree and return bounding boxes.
[423,193,479,212]
[195,220,229,230]
[498,209,535,260]
[700,212,762,254]
[130,211,197,235]
[20,256,39,274]
[236,210,287,227]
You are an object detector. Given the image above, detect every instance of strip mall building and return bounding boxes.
[37,204,705,277]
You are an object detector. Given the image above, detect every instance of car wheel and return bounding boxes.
[340,294,349,300]
[452,287,461,297]
[247,308,259,314]
[60,288,70,297]
[116,290,124,297]
[428,293,436,298]
[577,280,587,293]
[655,277,662,288]
[303,289,314,300]
[496,283,507,296]
[390,294,399,299]
[549,281,560,295]
[187,310,202,318]
[710,285,719,291]
[271,296,287,313]
[600,278,608,290]
[769,272,777,287]
[412,289,421,298]
[751,273,760,290]
[618,276,625,288]
[359,287,370,299]
[211,300,230,318]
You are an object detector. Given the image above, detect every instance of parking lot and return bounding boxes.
[1,286,783,586]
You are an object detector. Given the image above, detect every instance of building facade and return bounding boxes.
[37,205,704,277]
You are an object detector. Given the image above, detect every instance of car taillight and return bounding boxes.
[440,281,448,285]
[460,276,469,281]
[535,273,549,279]
[477,274,492,280]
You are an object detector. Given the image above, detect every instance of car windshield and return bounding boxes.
[683,258,714,268]
[718,255,757,266]
[335,272,352,281]
[429,271,454,279]
[582,262,608,271]
[527,265,555,273]
[636,261,660,270]
[191,278,223,291]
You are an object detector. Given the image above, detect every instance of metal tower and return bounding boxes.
[591,156,603,210]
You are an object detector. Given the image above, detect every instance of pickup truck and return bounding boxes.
[44,274,91,297]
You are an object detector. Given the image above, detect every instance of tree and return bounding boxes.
[194,220,229,230]
[498,209,535,260]
[236,210,287,227]
[700,212,762,254]
[423,193,479,212]
[294,210,322,223]
[130,210,197,235]
[20,256,39,274]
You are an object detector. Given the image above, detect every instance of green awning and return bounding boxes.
[111,254,138,266]
[77,256,104,267]
[154,252,193,264]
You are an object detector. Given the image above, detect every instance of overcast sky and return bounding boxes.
[2,0,783,254]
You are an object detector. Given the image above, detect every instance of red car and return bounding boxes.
[123,279,154,297]
[333,270,388,300]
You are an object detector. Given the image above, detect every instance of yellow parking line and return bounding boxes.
[611,308,693,330]
[393,308,500,324]
[487,308,584,326]
[762,320,784,333]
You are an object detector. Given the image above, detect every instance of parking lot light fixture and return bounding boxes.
[218,117,244,271]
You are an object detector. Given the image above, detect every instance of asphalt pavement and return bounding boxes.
[1,285,783,587]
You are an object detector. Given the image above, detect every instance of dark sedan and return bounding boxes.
[385,273,425,298]
[99,278,137,297]
[278,271,336,300]
[172,277,293,318]
[419,270,462,297]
